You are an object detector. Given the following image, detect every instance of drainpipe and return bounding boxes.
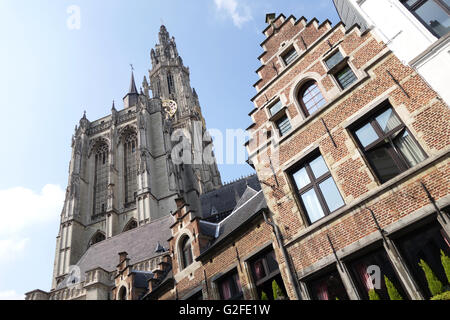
[262,210,301,300]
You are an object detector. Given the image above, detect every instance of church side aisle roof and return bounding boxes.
[200,174,261,220]
[56,216,172,290]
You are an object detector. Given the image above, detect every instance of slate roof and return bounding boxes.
[200,174,261,219]
[333,0,369,32]
[131,270,154,289]
[198,189,267,258]
[56,216,172,290]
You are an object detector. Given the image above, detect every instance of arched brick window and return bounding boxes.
[298,80,326,117]
[180,236,193,269]
[118,286,127,300]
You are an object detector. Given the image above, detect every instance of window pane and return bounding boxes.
[269,101,283,116]
[252,259,266,281]
[319,177,345,212]
[266,251,279,274]
[301,188,325,223]
[404,0,420,6]
[308,270,349,300]
[293,167,310,189]
[348,248,408,300]
[394,130,426,167]
[310,155,329,178]
[283,48,298,65]
[336,65,357,89]
[395,221,450,298]
[375,108,402,133]
[325,51,344,69]
[367,146,402,183]
[276,116,292,136]
[355,123,379,147]
[302,82,326,115]
[415,0,450,38]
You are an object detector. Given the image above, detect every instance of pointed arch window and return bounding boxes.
[154,78,161,98]
[298,81,326,117]
[93,143,109,217]
[123,219,138,232]
[123,131,138,206]
[180,236,193,269]
[167,72,175,95]
[89,231,106,247]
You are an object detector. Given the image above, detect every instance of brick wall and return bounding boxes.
[248,14,450,298]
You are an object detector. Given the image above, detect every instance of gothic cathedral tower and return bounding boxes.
[50,25,221,290]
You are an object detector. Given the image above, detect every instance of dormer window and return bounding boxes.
[325,50,357,90]
[268,100,292,137]
[281,47,298,66]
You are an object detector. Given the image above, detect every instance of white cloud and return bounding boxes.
[0,290,25,300]
[214,0,253,28]
[0,184,65,236]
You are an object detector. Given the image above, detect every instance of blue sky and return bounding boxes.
[0,0,339,299]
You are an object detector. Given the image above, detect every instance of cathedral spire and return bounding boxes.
[159,25,170,45]
[123,67,139,109]
[128,66,138,95]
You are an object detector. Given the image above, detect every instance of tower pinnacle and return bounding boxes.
[128,70,138,95]
[123,68,139,108]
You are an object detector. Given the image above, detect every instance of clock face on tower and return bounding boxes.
[162,99,177,118]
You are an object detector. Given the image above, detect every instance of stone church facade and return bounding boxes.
[26,10,450,301]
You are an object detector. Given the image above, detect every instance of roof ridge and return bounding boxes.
[219,190,263,226]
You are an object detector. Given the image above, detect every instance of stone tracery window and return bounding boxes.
[92,142,109,217]
[88,231,106,247]
[123,219,138,232]
[167,72,175,95]
[123,129,138,206]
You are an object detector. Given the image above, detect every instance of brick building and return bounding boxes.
[26,11,450,301]
[246,13,450,300]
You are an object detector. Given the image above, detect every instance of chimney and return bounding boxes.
[119,252,128,263]
[265,13,276,24]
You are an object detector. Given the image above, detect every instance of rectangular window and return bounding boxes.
[395,220,450,299]
[306,268,349,300]
[351,103,427,184]
[217,269,243,300]
[401,0,450,38]
[282,47,298,66]
[269,100,283,116]
[335,65,357,89]
[325,51,344,69]
[325,50,357,89]
[347,247,408,300]
[275,115,292,137]
[249,248,286,300]
[291,154,344,224]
